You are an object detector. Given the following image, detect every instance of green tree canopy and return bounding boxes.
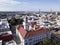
[7,17,23,26]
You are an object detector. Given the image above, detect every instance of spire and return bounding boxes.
[23,16,29,31]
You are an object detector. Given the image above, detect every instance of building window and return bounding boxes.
[25,43,27,45]
[29,38,32,41]
[29,42,32,45]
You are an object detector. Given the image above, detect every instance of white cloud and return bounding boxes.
[0,0,21,5]
[0,0,28,11]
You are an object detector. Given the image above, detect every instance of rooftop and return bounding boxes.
[16,24,51,39]
[0,31,13,42]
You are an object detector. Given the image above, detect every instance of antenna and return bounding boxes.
[39,9,41,14]
[50,9,53,15]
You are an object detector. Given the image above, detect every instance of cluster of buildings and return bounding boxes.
[15,16,51,45]
[0,18,17,45]
[0,11,60,45]
[19,12,60,29]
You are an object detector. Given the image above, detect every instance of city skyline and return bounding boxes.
[0,0,60,11]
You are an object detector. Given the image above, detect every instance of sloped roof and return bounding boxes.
[0,31,13,42]
[16,25,51,39]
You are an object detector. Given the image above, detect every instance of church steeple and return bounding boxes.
[23,16,29,31]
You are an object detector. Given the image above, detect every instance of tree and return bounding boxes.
[7,17,23,26]
[38,37,60,45]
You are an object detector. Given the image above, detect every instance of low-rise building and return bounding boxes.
[0,18,9,30]
[15,16,51,45]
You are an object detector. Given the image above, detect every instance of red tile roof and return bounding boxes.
[16,25,51,39]
[0,33,13,42]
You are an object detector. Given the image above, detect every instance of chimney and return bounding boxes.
[0,40,2,45]
[29,25,32,31]
[33,25,35,30]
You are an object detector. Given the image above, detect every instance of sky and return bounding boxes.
[0,0,60,11]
